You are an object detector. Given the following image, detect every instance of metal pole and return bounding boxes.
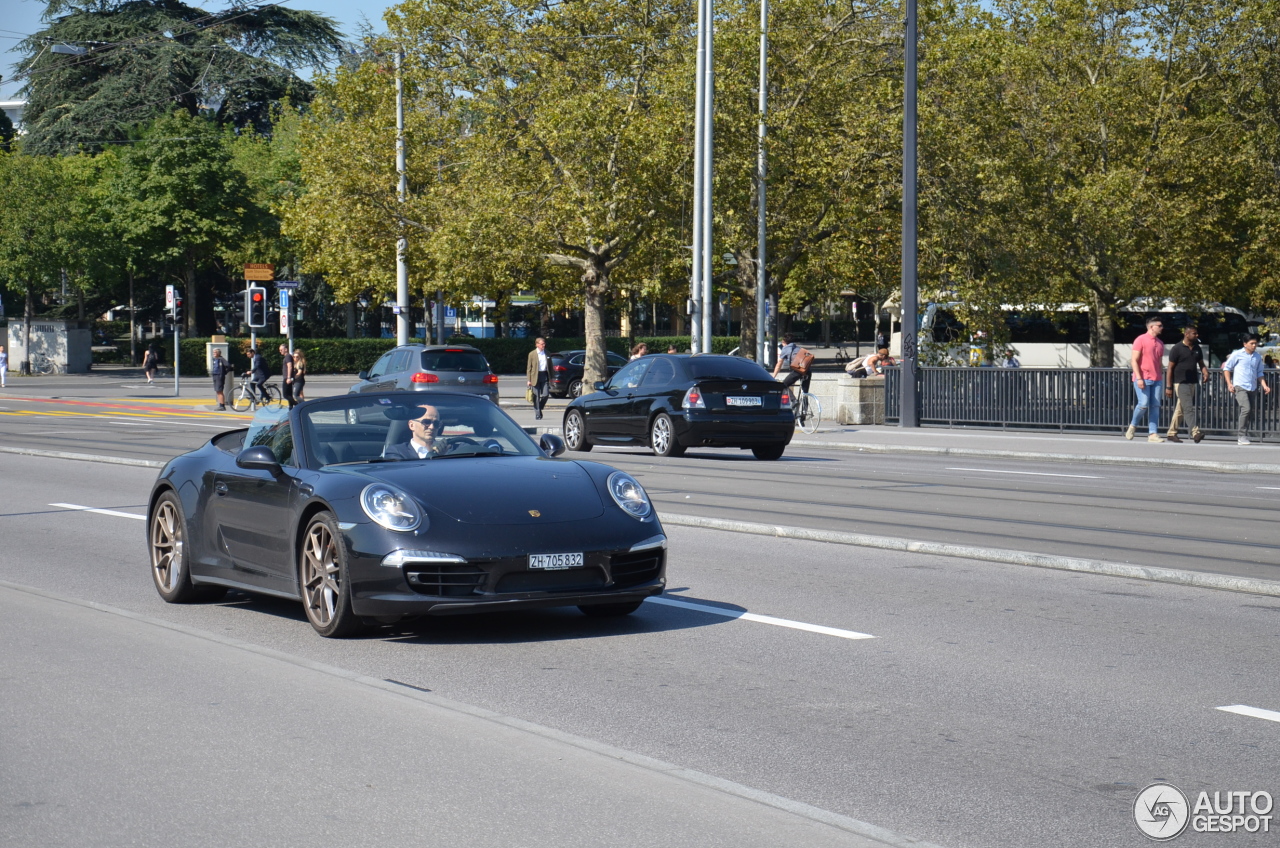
[173,304,181,397]
[395,48,410,347]
[755,0,768,364]
[700,0,715,353]
[437,290,445,343]
[690,0,707,356]
[900,0,920,427]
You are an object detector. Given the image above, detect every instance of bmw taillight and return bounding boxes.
[411,372,439,383]
[483,374,499,384]
[682,388,705,410]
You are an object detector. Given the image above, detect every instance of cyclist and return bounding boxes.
[243,347,269,406]
[771,333,812,399]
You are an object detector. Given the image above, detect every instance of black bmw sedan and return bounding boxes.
[561,354,794,460]
[146,391,666,637]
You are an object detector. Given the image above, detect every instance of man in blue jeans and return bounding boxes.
[1126,316,1165,442]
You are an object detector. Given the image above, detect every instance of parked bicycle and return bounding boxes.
[29,353,55,375]
[231,376,282,411]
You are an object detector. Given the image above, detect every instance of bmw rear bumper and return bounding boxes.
[672,411,793,448]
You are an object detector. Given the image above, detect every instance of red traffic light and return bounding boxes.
[252,292,263,302]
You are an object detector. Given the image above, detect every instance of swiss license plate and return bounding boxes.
[726,396,762,407]
[529,552,584,570]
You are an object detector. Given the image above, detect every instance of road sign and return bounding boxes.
[165,285,175,309]
[278,289,290,309]
[445,306,456,319]
[279,307,290,335]
[244,263,275,281]
[275,280,300,289]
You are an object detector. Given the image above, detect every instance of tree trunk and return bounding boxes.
[345,302,357,338]
[1089,290,1116,367]
[582,266,609,388]
[184,255,199,338]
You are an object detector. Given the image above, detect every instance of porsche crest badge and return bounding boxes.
[528,509,541,517]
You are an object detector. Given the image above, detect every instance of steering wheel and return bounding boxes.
[442,437,479,455]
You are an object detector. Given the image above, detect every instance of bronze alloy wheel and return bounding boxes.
[150,491,224,603]
[150,496,184,596]
[300,514,361,637]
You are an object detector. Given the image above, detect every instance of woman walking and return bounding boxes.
[629,342,648,361]
[291,349,307,402]
[143,344,159,385]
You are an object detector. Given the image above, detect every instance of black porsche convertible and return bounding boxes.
[147,391,667,637]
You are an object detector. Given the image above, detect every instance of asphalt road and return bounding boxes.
[1,453,1278,848]
[1,374,1276,582]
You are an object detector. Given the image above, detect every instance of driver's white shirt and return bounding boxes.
[413,441,433,459]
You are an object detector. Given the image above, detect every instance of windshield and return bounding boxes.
[687,357,774,381]
[299,394,541,466]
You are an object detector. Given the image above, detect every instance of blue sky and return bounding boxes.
[1,0,393,102]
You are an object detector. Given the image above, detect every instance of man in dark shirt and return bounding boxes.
[279,343,296,408]
[1165,326,1209,443]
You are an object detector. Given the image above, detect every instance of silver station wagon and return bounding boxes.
[350,344,500,403]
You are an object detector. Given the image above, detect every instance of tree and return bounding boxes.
[106,110,262,335]
[16,0,343,154]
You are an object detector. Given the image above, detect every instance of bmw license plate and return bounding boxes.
[529,552,583,570]
[726,396,762,407]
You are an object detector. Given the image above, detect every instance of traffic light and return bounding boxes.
[246,287,268,328]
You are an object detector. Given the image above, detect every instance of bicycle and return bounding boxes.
[29,353,55,375]
[787,383,822,434]
[231,376,282,411]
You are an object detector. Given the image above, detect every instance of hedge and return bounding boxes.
[171,335,742,377]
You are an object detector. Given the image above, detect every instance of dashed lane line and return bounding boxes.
[945,467,1104,479]
[1217,705,1280,725]
[646,596,875,641]
[50,503,146,521]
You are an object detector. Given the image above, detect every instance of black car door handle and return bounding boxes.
[214,482,228,495]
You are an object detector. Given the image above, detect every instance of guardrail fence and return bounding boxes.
[884,367,1279,439]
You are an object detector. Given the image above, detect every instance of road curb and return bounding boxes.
[786,439,1280,475]
[660,513,1280,599]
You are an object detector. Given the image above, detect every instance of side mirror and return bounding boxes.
[593,381,606,392]
[236,445,282,474]
[539,433,566,457]
[357,370,369,380]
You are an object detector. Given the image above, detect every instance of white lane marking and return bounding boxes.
[50,502,146,521]
[1257,487,1280,491]
[1217,704,1280,724]
[645,596,874,640]
[111,421,155,426]
[946,466,1103,479]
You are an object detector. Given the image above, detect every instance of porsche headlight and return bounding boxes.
[607,471,652,520]
[360,484,423,532]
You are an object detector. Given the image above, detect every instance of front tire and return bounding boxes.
[231,384,252,412]
[579,600,644,617]
[564,409,591,452]
[150,491,225,603]
[300,513,363,638]
[650,413,685,457]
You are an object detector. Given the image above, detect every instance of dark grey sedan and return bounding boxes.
[350,344,499,403]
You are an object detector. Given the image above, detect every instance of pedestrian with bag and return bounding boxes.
[210,348,229,411]
[1223,334,1271,445]
[526,337,550,420]
[1126,316,1165,442]
[1164,326,1208,443]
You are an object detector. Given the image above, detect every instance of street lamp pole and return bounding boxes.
[755,0,768,365]
[690,0,707,356]
[699,0,715,354]
[395,47,410,347]
[900,0,920,427]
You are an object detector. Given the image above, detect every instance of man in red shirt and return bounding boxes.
[1127,316,1166,442]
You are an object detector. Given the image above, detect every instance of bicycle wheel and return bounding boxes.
[231,383,253,412]
[31,354,54,375]
[264,385,283,409]
[796,393,822,434]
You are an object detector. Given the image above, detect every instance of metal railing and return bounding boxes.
[884,367,1279,439]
